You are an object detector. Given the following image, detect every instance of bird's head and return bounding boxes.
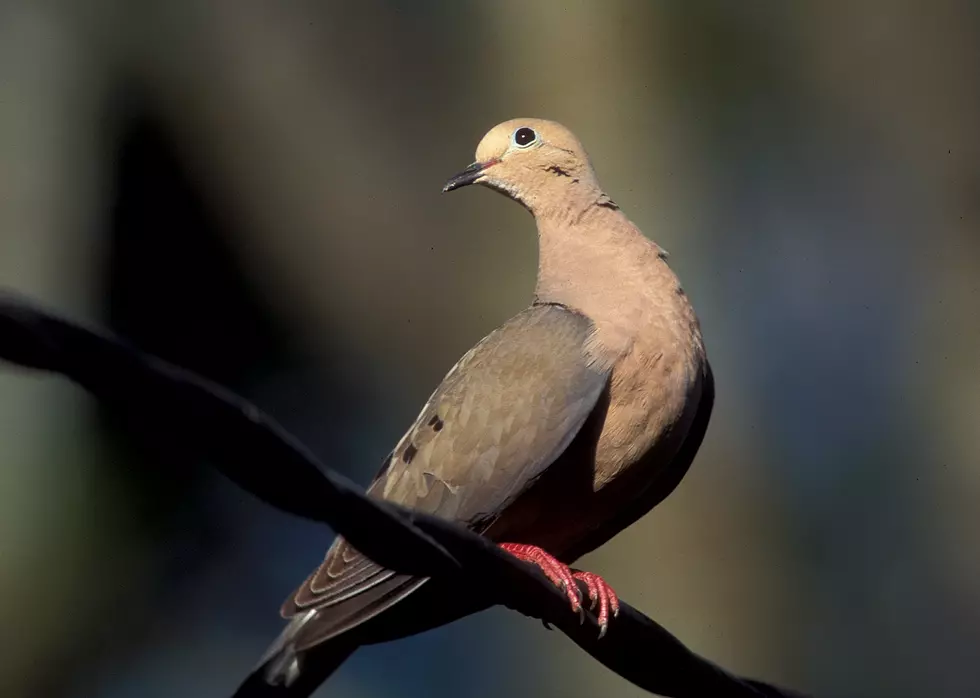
[443,118,601,215]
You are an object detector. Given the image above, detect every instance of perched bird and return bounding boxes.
[234,119,713,696]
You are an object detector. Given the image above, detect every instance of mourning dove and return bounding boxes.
[234,119,713,696]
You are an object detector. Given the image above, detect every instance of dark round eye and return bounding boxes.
[513,127,537,147]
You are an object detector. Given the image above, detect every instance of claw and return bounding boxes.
[571,570,620,638]
[499,543,618,636]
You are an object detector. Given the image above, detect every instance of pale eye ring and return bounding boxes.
[511,127,537,148]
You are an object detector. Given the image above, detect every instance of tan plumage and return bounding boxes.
[236,118,713,696]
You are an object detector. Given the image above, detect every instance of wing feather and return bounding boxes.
[280,303,611,645]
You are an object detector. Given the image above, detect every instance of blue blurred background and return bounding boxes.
[1,2,978,697]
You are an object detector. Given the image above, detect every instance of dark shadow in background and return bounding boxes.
[48,86,528,698]
[38,89,301,698]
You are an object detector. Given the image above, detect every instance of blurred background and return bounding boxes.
[1,1,978,697]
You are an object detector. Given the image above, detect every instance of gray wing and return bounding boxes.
[280,303,611,649]
[373,304,610,524]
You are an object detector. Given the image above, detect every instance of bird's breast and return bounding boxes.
[499,223,708,557]
[593,322,704,490]
[485,288,706,559]
[578,253,706,491]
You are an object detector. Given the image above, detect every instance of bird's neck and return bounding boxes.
[533,203,695,357]
[534,204,663,304]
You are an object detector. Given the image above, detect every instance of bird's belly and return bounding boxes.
[486,342,705,560]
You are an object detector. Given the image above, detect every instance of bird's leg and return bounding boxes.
[498,543,582,614]
[498,543,619,637]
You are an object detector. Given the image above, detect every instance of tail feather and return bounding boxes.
[232,614,358,698]
[233,565,432,696]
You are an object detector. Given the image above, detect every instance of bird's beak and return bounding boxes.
[442,160,496,193]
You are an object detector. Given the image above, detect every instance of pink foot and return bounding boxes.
[498,543,619,637]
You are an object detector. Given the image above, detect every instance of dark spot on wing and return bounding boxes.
[403,443,418,464]
[428,414,444,431]
[546,165,572,177]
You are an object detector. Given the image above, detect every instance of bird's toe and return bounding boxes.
[571,570,620,637]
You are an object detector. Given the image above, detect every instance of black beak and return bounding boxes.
[442,161,488,193]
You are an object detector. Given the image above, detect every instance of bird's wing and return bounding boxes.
[281,302,612,648]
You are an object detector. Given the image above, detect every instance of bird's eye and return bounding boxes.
[512,127,537,148]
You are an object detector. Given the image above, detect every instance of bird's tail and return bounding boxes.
[231,613,358,698]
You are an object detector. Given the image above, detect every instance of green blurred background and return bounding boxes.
[1,1,978,697]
